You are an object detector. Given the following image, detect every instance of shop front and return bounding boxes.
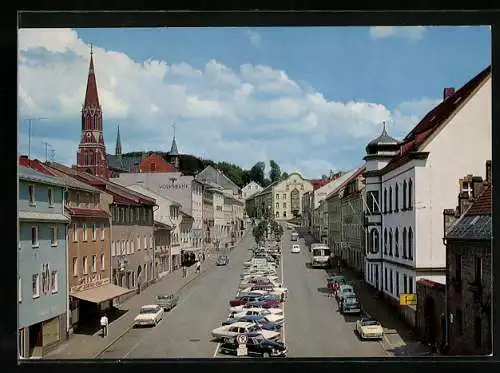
[155,247,171,278]
[171,244,181,271]
[18,314,66,359]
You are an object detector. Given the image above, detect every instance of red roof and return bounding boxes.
[69,207,109,218]
[381,65,491,175]
[417,278,445,290]
[84,53,100,108]
[465,183,492,216]
[311,179,330,190]
[19,156,55,176]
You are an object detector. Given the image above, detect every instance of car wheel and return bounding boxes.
[262,352,270,358]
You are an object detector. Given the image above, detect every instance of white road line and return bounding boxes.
[213,342,221,357]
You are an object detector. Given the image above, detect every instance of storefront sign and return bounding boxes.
[70,277,110,293]
[159,183,190,190]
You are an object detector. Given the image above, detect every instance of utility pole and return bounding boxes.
[49,149,56,162]
[42,141,51,162]
[22,117,47,165]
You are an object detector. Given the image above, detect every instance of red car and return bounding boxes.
[247,299,280,308]
[229,295,261,307]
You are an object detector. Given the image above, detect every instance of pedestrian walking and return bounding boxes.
[196,260,201,274]
[182,266,187,278]
[100,313,109,338]
[202,252,206,262]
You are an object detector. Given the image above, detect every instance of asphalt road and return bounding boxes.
[97,231,254,359]
[282,227,387,358]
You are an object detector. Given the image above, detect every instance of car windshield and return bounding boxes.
[344,297,358,304]
[140,306,158,314]
[362,319,380,326]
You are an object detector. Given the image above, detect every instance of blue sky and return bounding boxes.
[18,26,490,178]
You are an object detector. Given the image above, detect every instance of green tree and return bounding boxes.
[269,160,281,183]
[281,172,289,181]
[249,161,266,186]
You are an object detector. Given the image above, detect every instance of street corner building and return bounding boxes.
[361,66,491,329]
[18,166,70,359]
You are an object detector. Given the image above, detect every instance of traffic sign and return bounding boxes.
[399,293,417,306]
[236,334,248,345]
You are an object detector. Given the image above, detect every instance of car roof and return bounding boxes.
[230,321,254,327]
[141,304,159,308]
[340,284,353,290]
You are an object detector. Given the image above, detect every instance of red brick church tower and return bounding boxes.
[75,46,110,178]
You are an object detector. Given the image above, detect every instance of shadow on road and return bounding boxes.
[73,307,128,336]
[317,287,331,294]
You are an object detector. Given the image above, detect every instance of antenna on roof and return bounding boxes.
[49,149,56,162]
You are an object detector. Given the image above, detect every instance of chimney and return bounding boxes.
[443,209,458,235]
[443,87,455,100]
[486,160,491,183]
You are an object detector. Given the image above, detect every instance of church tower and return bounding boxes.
[169,123,180,170]
[76,46,110,178]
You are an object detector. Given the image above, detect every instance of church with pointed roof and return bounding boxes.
[75,48,181,176]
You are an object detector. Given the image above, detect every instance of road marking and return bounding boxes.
[213,342,221,357]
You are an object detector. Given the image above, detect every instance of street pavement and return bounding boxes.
[296,227,433,357]
[96,230,253,359]
[282,227,387,357]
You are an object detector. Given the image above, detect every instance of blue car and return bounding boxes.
[221,316,281,331]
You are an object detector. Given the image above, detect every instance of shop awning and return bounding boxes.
[70,283,133,304]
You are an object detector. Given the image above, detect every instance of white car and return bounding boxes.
[355,318,384,340]
[230,308,285,324]
[134,304,164,327]
[291,244,300,253]
[211,321,280,341]
[229,305,283,314]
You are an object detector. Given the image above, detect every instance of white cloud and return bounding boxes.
[18,28,436,178]
[245,29,262,47]
[369,26,427,40]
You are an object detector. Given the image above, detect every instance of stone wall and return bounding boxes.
[415,279,446,350]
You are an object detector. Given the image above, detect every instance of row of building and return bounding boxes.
[17,49,245,359]
[246,65,492,355]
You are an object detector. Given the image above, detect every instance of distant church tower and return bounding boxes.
[76,46,110,178]
[169,123,180,170]
[115,124,122,159]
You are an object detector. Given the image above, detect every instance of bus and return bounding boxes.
[291,232,299,241]
[310,245,331,268]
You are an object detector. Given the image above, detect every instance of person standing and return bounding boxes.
[100,313,109,338]
[196,260,201,274]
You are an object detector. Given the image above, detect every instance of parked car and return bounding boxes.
[156,293,179,311]
[221,315,282,331]
[211,321,280,341]
[291,244,300,253]
[229,294,262,307]
[355,318,384,340]
[219,332,287,357]
[230,308,285,323]
[229,304,283,314]
[257,293,282,303]
[247,299,280,308]
[340,294,361,314]
[216,255,229,266]
[336,284,355,303]
[134,304,164,327]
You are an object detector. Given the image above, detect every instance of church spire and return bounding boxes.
[83,44,100,108]
[115,124,122,156]
[169,122,179,155]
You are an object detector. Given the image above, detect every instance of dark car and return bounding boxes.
[216,255,229,266]
[221,316,281,331]
[219,332,287,357]
[340,294,362,314]
[229,294,262,307]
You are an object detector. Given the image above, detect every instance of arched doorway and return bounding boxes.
[424,296,436,344]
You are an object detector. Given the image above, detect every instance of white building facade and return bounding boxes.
[241,181,263,200]
[363,67,492,326]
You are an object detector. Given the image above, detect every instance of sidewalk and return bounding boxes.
[45,230,249,360]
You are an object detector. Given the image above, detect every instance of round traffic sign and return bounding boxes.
[236,334,248,345]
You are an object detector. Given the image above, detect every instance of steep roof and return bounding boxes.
[366,123,400,154]
[83,51,100,108]
[325,166,365,200]
[169,136,179,155]
[446,184,492,240]
[311,179,331,190]
[42,163,101,193]
[19,166,67,188]
[380,65,491,175]
[19,156,53,176]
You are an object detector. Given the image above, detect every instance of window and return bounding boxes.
[92,255,97,272]
[390,270,393,293]
[48,188,54,207]
[50,225,58,246]
[389,229,393,256]
[18,277,22,303]
[368,191,380,213]
[101,223,105,240]
[383,228,388,254]
[92,224,97,240]
[394,228,399,257]
[150,235,153,249]
[32,274,40,298]
[276,194,279,199]
[51,270,58,293]
[72,223,78,242]
[455,255,462,281]
[83,223,88,241]
[403,274,408,293]
[456,309,463,335]
[83,256,88,274]
[395,183,399,211]
[395,271,400,296]
[283,203,286,209]
[276,202,279,209]
[283,194,286,200]
[76,192,80,207]
[31,226,39,248]
[384,268,388,290]
[474,256,482,284]
[101,253,105,270]
[144,235,147,250]
[402,180,407,209]
[29,185,36,205]
[383,188,387,213]
[402,228,407,258]
[389,187,393,212]
[408,228,413,259]
[275,211,279,218]
[283,211,287,217]
[408,276,414,293]
[137,235,140,250]
[151,162,156,172]
[72,257,78,276]
[408,179,413,209]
